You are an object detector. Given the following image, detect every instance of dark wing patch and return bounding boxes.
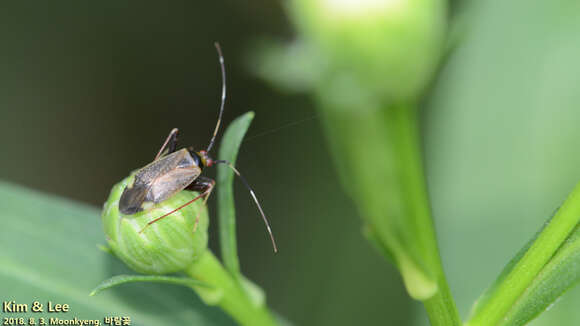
[119,182,149,215]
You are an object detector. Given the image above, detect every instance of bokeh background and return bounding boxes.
[1,0,580,325]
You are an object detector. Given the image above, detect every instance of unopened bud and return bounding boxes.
[102,175,209,274]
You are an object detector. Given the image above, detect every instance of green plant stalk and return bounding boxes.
[384,104,459,326]
[466,183,580,326]
[423,278,460,326]
[317,100,460,326]
[186,251,278,326]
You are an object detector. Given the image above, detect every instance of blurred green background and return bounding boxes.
[1,0,580,325]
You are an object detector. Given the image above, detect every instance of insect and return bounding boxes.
[118,43,278,253]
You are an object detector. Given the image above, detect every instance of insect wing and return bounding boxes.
[148,166,201,203]
[119,149,200,215]
[118,181,148,215]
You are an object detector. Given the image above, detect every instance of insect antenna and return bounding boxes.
[214,159,278,253]
[206,42,227,154]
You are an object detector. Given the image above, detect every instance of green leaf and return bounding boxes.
[466,181,580,326]
[0,181,233,325]
[217,111,255,276]
[501,224,580,325]
[90,274,212,296]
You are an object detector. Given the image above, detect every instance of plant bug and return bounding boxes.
[118,43,278,253]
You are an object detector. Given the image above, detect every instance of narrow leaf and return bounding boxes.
[217,111,255,276]
[91,274,212,296]
[500,224,580,325]
[467,182,580,326]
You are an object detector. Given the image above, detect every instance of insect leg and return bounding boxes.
[187,177,216,203]
[154,128,179,160]
[186,177,215,232]
[138,182,213,234]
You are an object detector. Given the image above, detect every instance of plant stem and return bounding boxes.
[317,99,460,325]
[388,105,461,326]
[423,275,461,326]
[185,251,278,326]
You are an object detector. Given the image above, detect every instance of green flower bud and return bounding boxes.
[289,0,446,101]
[101,174,209,274]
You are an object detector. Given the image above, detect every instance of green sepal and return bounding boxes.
[239,275,266,307]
